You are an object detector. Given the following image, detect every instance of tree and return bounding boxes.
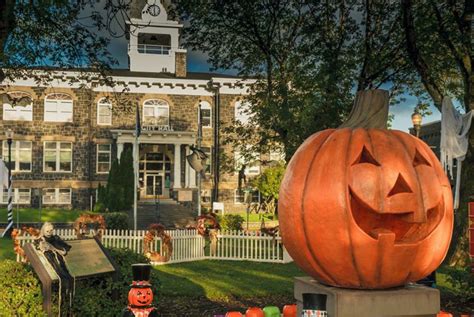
[176,0,415,167]
[105,158,124,211]
[119,148,134,210]
[251,163,286,214]
[401,0,473,265]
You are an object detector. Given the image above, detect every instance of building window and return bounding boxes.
[1,188,31,205]
[199,101,212,128]
[42,188,71,204]
[2,141,32,172]
[97,97,112,125]
[44,93,73,122]
[235,101,252,124]
[97,144,111,174]
[143,99,169,126]
[2,92,33,121]
[234,189,260,204]
[43,142,72,172]
[234,150,260,175]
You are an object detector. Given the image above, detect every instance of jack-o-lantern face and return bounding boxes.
[128,287,153,307]
[279,128,453,289]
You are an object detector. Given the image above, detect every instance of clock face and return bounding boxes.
[147,4,160,17]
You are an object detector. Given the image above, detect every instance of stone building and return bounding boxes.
[0,2,268,214]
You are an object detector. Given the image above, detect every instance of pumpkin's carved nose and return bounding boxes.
[387,173,412,197]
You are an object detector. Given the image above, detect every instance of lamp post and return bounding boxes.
[4,129,14,236]
[197,102,203,217]
[411,111,422,138]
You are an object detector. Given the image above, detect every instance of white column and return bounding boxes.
[184,146,190,188]
[189,146,197,188]
[173,144,182,189]
[117,142,124,160]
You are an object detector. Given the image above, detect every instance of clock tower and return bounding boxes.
[127,1,187,77]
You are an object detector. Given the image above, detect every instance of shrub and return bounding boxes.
[219,214,245,231]
[0,260,46,316]
[102,212,129,230]
[72,248,160,316]
[0,249,160,316]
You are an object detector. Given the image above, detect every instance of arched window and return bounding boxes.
[2,91,33,121]
[44,93,73,122]
[198,101,212,128]
[143,99,169,126]
[234,100,251,124]
[97,97,112,125]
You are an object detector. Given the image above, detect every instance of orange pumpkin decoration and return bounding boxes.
[279,90,454,289]
[245,307,264,317]
[128,286,153,307]
[282,304,297,317]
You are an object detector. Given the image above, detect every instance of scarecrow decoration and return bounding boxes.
[123,263,158,317]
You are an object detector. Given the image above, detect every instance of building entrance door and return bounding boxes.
[145,174,163,197]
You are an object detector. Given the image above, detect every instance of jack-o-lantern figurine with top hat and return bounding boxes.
[122,263,158,317]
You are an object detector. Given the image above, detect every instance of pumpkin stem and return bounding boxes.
[339,89,390,129]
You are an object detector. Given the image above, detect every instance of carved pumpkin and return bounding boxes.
[278,90,454,289]
[128,287,153,307]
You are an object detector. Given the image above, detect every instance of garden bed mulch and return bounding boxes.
[156,294,294,317]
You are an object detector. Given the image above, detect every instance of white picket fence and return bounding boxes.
[15,228,292,265]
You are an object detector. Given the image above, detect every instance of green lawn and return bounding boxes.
[153,260,303,301]
[224,212,278,223]
[0,208,85,223]
[0,238,15,261]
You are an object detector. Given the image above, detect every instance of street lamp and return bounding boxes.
[411,111,422,138]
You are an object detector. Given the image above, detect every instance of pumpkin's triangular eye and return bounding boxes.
[352,146,381,166]
[388,173,412,196]
[413,149,431,167]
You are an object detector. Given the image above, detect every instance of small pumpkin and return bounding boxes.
[245,307,264,317]
[279,90,454,289]
[282,305,297,317]
[128,287,153,307]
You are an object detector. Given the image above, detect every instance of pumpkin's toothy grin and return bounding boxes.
[349,188,443,244]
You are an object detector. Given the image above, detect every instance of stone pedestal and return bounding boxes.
[294,277,440,317]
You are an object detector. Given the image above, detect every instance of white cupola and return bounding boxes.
[127,1,187,77]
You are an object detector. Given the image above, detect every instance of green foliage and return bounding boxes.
[119,148,134,210]
[102,212,129,230]
[252,164,285,201]
[97,148,134,212]
[72,248,160,316]
[219,214,245,231]
[0,260,46,316]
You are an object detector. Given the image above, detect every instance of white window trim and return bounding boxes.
[96,144,111,174]
[42,188,71,205]
[143,99,170,126]
[2,91,33,121]
[1,188,31,205]
[43,142,73,173]
[97,98,112,126]
[2,140,32,172]
[198,101,212,128]
[44,93,73,123]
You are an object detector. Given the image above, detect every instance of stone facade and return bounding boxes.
[0,77,255,213]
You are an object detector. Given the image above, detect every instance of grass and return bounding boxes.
[224,212,278,223]
[153,260,303,301]
[0,238,15,261]
[0,208,86,223]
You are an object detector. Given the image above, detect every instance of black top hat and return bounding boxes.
[132,263,152,282]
